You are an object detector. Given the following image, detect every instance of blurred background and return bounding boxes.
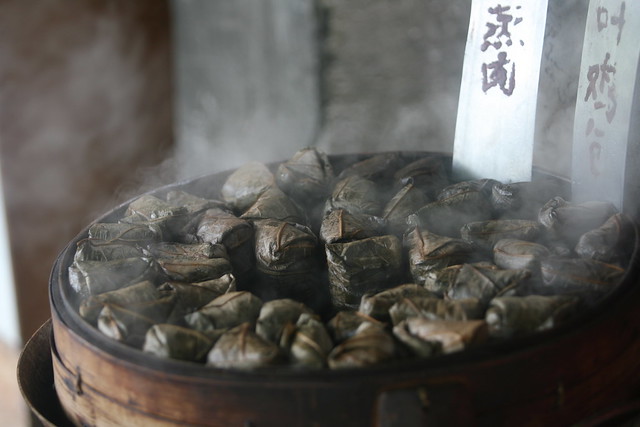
[1,0,586,424]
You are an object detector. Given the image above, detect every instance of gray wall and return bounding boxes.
[171,0,320,176]
[172,0,589,178]
[316,1,470,156]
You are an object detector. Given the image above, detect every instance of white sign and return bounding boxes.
[572,0,640,212]
[453,0,549,183]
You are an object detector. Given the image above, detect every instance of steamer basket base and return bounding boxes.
[17,320,74,427]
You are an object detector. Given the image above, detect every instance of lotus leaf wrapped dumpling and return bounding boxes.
[438,178,498,201]
[196,208,254,279]
[275,147,335,205]
[489,182,524,215]
[130,294,178,323]
[79,280,161,324]
[126,194,189,221]
[221,161,275,213]
[493,238,550,271]
[393,156,450,199]
[156,257,233,283]
[485,295,579,338]
[405,228,474,286]
[490,180,562,219]
[575,213,634,265]
[326,235,404,310]
[545,238,573,258]
[328,323,396,369]
[446,264,531,306]
[165,190,229,215]
[420,262,500,298]
[184,291,263,332]
[253,221,317,266]
[460,220,542,253]
[68,256,159,296]
[389,296,484,325]
[319,209,386,244]
[280,313,333,369]
[407,190,493,238]
[88,222,163,245]
[358,284,437,321]
[158,282,230,318]
[196,208,254,251]
[143,324,218,363]
[383,183,430,236]
[324,175,382,216]
[256,299,315,343]
[207,323,281,369]
[145,242,229,261]
[73,240,144,263]
[97,302,174,348]
[392,322,442,358]
[538,197,618,245]
[336,152,402,183]
[241,186,305,225]
[393,318,488,354]
[326,311,386,343]
[124,194,190,240]
[165,192,233,243]
[537,258,625,304]
[419,265,461,298]
[253,219,322,304]
[189,273,237,295]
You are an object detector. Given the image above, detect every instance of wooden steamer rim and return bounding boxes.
[49,151,640,426]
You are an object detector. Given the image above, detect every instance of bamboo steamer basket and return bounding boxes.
[48,152,640,426]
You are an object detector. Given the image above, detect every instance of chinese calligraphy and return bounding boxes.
[597,2,626,45]
[586,118,605,176]
[584,52,617,122]
[482,52,516,95]
[454,0,549,183]
[481,4,523,96]
[584,1,626,177]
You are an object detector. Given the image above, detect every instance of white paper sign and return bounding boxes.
[572,0,640,212]
[453,0,549,183]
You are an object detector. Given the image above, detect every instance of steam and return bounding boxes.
[173,95,318,180]
[170,0,320,180]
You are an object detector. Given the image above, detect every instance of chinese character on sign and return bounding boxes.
[597,2,626,45]
[586,118,605,176]
[583,1,627,178]
[482,52,516,95]
[480,4,523,96]
[584,52,617,123]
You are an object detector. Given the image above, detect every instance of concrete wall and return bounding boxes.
[171,0,321,177]
[171,0,471,167]
[173,0,588,178]
[316,0,470,156]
